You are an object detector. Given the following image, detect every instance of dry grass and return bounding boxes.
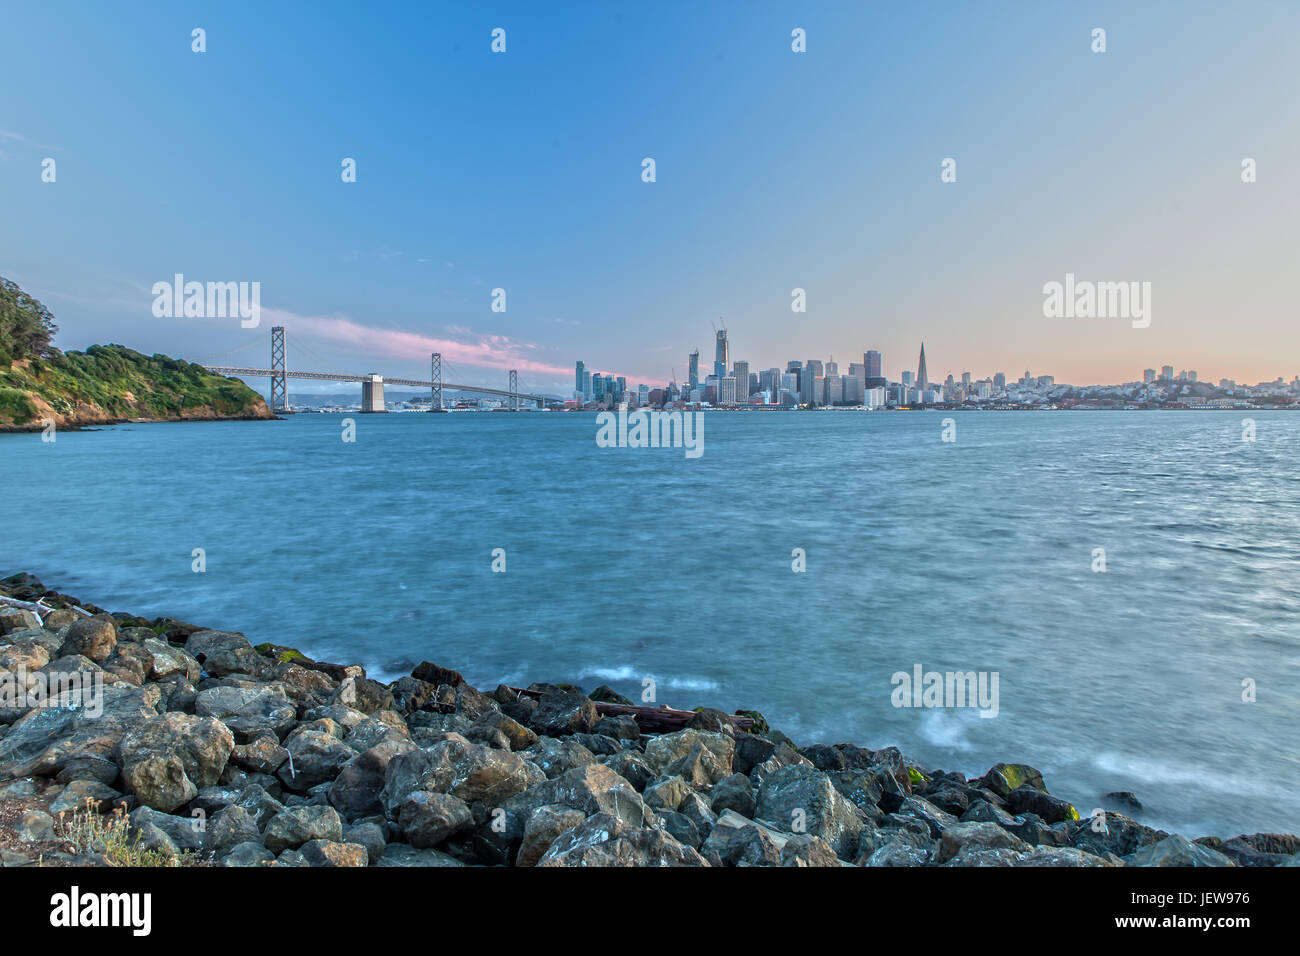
[54,798,204,867]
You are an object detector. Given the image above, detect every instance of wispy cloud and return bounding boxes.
[0,130,62,152]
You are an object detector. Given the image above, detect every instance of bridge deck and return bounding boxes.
[202,366,555,404]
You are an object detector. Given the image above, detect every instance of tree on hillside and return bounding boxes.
[0,276,60,363]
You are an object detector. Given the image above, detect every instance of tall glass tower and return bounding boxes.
[917,343,928,392]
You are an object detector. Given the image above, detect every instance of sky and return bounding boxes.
[2,0,1298,396]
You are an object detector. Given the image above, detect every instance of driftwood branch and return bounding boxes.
[0,595,93,619]
[508,685,754,734]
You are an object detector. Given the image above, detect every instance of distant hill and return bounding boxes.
[0,277,274,430]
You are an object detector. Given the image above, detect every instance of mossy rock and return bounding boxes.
[734,709,769,735]
[253,642,311,665]
[589,685,633,705]
[982,762,1047,798]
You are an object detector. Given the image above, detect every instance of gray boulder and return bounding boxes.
[517,805,587,867]
[937,821,1031,863]
[380,734,544,816]
[217,841,274,866]
[523,736,596,779]
[207,805,260,855]
[397,791,473,848]
[195,685,297,741]
[1125,834,1236,867]
[328,737,418,820]
[709,772,756,818]
[300,839,369,867]
[537,812,708,867]
[58,615,117,662]
[277,730,357,792]
[263,804,344,853]
[528,690,599,736]
[755,763,866,858]
[117,713,234,811]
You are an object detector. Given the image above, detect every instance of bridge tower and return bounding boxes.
[509,370,518,410]
[270,326,287,414]
[430,353,442,411]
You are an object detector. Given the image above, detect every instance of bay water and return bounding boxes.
[3,409,1297,837]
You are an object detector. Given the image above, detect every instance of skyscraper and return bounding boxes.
[917,343,928,392]
[575,360,585,396]
[865,350,882,379]
[688,350,700,386]
[714,329,729,380]
[732,360,749,402]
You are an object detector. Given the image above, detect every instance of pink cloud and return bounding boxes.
[262,307,572,377]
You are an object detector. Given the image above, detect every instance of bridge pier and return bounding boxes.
[361,374,387,413]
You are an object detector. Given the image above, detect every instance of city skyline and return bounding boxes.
[4,2,1298,394]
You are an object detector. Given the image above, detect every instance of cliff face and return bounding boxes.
[0,345,275,430]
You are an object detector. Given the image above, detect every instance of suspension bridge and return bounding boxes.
[200,327,561,413]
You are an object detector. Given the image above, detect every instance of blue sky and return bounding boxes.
[2,1,1297,394]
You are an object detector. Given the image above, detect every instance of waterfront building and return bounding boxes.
[720,375,737,405]
[993,372,1006,389]
[688,349,700,386]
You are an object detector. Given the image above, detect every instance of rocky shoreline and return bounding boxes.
[0,410,278,434]
[0,572,1295,868]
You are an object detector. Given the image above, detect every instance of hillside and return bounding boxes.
[0,277,274,430]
